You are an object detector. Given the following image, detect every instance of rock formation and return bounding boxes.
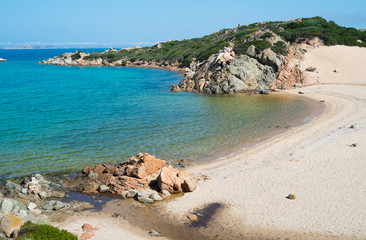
[171,35,287,94]
[68,153,197,202]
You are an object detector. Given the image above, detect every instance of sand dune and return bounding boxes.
[301,45,366,85]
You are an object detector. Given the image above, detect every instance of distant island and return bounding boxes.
[4,44,58,50]
[41,17,366,94]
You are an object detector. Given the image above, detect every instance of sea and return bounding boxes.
[0,49,323,179]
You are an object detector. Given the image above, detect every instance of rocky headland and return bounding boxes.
[40,17,366,95]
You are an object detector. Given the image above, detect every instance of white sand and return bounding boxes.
[301,45,366,85]
[163,46,366,239]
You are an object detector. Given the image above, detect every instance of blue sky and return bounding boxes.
[0,0,365,48]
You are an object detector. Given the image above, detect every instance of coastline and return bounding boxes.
[160,46,366,239]
[51,46,366,239]
[53,83,366,240]
[1,45,365,239]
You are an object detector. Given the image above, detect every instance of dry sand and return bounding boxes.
[55,45,366,239]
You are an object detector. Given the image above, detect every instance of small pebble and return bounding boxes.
[287,194,296,200]
[188,214,198,222]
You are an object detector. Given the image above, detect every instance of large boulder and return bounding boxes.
[120,153,166,179]
[181,177,197,192]
[0,213,23,238]
[0,198,14,214]
[157,166,184,193]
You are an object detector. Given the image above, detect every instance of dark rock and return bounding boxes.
[298,91,304,94]
[305,67,316,72]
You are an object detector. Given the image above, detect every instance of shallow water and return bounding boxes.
[0,49,322,179]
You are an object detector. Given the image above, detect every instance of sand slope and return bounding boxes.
[301,45,366,85]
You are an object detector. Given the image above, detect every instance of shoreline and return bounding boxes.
[160,46,366,239]
[1,45,365,239]
[194,93,325,167]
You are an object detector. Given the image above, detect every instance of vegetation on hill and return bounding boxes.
[77,17,366,67]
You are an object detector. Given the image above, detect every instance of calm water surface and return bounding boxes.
[0,49,322,179]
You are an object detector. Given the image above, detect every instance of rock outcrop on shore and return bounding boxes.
[171,42,287,94]
[73,153,197,202]
[0,153,197,238]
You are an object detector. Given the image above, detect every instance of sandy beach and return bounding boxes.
[55,45,366,239]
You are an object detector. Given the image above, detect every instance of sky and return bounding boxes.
[0,0,365,48]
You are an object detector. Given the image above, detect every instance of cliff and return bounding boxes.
[40,17,366,94]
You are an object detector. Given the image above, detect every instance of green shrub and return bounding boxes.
[19,221,77,240]
[260,32,273,39]
[84,52,101,60]
[234,40,271,54]
[271,41,288,55]
[71,51,81,60]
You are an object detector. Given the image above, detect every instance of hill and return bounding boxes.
[41,17,366,94]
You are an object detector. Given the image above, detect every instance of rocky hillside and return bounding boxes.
[40,17,366,94]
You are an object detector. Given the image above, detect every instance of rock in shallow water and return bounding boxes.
[149,193,163,201]
[138,197,153,204]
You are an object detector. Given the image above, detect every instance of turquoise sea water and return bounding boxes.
[0,49,322,179]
